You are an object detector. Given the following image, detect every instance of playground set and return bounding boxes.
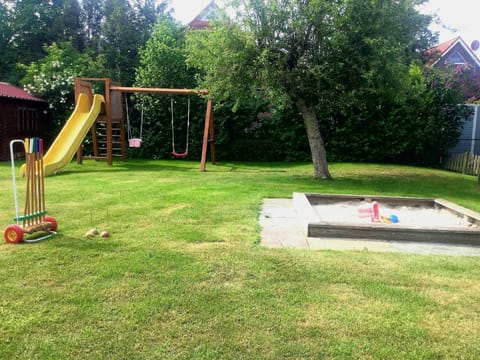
[3,78,215,243]
[74,78,216,171]
[4,138,58,243]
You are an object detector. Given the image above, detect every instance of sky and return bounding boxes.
[168,0,479,47]
[168,0,219,24]
[418,0,479,47]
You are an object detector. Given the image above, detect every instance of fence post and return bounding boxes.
[462,152,470,174]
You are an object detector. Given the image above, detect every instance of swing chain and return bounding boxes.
[125,95,144,148]
[171,97,190,157]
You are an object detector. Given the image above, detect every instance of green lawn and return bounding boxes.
[1,160,479,359]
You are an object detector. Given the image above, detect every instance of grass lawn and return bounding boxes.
[1,159,479,359]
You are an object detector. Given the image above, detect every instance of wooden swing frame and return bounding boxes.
[74,78,215,171]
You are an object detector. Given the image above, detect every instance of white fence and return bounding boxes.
[443,152,480,176]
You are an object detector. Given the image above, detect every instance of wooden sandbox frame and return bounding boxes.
[293,193,480,246]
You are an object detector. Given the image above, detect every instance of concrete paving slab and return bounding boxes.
[259,199,307,248]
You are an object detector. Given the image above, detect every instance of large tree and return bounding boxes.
[81,0,104,53]
[1,0,86,83]
[101,0,163,85]
[133,16,199,158]
[187,0,433,179]
[51,0,85,51]
[3,0,56,76]
[0,2,15,82]
[21,41,105,126]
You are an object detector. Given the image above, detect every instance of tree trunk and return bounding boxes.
[296,98,332,180]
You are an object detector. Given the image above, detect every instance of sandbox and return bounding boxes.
[293,193,480,246]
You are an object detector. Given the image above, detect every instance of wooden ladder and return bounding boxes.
[90,115,127,160]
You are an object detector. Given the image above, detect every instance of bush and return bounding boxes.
[325,65,471,165]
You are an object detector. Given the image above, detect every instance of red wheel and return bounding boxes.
[44,216,58,232]
[4,225,24,243]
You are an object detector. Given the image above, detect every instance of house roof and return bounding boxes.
[427,36,480,68]
[188,1,219,29]
[0,82,46,102]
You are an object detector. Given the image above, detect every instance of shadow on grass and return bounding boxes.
[53,161,207,176]
[50,235,123,252]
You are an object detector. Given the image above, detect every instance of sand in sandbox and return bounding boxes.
[312,201,478,229]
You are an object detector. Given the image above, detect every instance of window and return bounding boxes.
[17,106,39,132]
[445,50,467,65]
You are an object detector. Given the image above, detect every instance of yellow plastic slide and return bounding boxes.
[21,93,105,176]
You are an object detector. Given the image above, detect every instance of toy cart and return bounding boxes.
[4,138,57,243]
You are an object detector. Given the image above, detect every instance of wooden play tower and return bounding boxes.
[73,77,216,171]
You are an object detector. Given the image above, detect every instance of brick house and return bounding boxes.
[0,82,51,161]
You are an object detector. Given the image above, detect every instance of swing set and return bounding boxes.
[74,78,215,171]
[125,95,192,157]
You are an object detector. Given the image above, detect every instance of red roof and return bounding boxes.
[426,36,480,68]
[188,1,219,29]
[432,37,460,55]
[425,37,459,66]
[0,82,46,102]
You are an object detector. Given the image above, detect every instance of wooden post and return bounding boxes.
[91,121,99,159]
[463,152,471,174]
[74,79,94,164]
[208,101,216,165]
[39,139,46,221]
[105,78,113,166]
[200,99,215,171]
[110,83,127,161]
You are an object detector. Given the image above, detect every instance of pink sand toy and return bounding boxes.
[128,138,142,148]
[357,201,380,222]
[372,201,380,221]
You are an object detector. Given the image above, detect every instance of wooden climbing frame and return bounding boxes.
[74,78,215,171]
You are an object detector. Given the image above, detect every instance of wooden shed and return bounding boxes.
[0,82,51,161]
